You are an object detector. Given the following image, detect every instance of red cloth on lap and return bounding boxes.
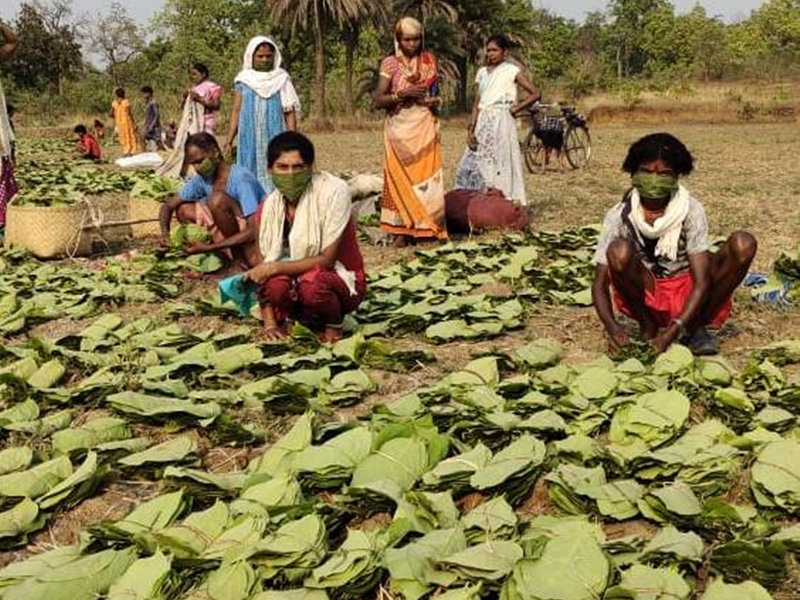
[260,267,366,326]
[612,271,732,328]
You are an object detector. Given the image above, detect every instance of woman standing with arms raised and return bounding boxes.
[224,36,300,194]
[457,34,540,205]
[373,17,447,247]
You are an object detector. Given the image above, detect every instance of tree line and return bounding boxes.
[2,0,800,123]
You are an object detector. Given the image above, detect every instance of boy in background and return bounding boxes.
[141,85,166,151]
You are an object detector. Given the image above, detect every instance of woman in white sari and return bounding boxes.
[456,34,540,205]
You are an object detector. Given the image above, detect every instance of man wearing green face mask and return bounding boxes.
[242,132,366,343]
[160,133,266,271]
[592,133,757,356]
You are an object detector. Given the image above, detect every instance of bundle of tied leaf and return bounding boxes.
[14,164,150,207]
[0,300,798,600]
[0,250,186,335]
[356,227,598,343]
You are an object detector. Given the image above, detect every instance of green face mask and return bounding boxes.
[632,172,679,200]
[252,58,273,72]
[194,157,216,179]
[272,169,313,204]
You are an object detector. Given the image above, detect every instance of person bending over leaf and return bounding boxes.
[591,132,756,356]
[243,131,366,343]
[160,132,265,272]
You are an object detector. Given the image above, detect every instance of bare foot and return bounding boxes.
[319,326,343,343]
[392,235,409,248]
[261,325,288,341]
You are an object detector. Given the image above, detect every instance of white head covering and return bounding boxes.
[394,17,424,57]
[234,36,290,99]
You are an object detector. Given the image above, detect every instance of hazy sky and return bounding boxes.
[0,0,766,27]
[538,0,762,21]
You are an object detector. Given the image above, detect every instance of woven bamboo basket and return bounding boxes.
[89,192,132,242]
[4,199,92,258]
[128,195,162,238]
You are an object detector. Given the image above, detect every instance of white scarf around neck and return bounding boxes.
[258,172,357,295]
[629,184,690,262]
[234,36,290,99]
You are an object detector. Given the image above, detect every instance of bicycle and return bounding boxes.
[520,102,592,173]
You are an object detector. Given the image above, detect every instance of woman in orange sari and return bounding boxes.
[373,17,447,246]
[110,87,139,157]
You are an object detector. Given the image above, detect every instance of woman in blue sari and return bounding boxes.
[224,36,300,194]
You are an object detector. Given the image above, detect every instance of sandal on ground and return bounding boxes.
[682,326,719,356]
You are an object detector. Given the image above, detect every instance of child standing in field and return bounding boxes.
[93,119,106,142]
[73,124,102,160]
[141,85,166,151]
[110,87,138,157]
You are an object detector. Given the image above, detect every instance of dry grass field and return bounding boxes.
[2,117,798,597]
[310,118,799,365]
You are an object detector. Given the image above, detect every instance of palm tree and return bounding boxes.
[341,3,390,115]
[269,0,386,120]
[393,0,459,22]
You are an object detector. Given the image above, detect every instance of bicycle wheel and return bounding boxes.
[564,125,592,169]
[523,129,545,173]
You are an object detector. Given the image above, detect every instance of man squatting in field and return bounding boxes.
[159,132,265,272]
[591,133,757,356]
[242,131,366,343]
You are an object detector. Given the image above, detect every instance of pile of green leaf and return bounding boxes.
[0,329,796,599]
[0,210,795,598]
[130,175,181,201]
[0,248,189,335]
[356,227,597,342]
[14,158,168,207]
[15,137,74,157]
[0,318,439,548]
[170,223,211,248]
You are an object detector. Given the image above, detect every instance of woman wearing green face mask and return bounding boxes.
[160,133,266,271]
[242,131,366,343]
[224,36,299,195]
[591,132,757,356]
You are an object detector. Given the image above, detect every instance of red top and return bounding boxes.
[80,133,102,160]
[254,203,365,275]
